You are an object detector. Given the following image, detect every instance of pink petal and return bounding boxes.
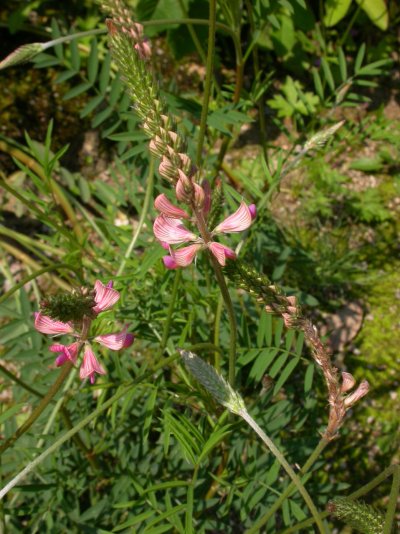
[154,194,189,219]
[213,202,254,234]
[50,342,79,366]
[249,204,257,219]
[153,215,197,245]
[79,347,106,384]
[93,280,120,314]
[171,244,202,267]
[95,328,134,350]
[34,312,73,335]
[208,242,236,266]
[163,256,179,269]
[123,333,135,348]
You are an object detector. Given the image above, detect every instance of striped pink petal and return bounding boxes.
[208,242,236,266]
[79,346,106,384]
[213,202,254,234]
[153,215,197,245]
[154,194,189,219]
[50,342,79,366]
[93,280,120,314]
[34,312,73,335]
[171,244,202,267]
[95,328,134,350]
[163,256,179,269]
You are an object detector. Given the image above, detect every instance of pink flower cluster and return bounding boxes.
[153,186,256,269]
[34,281,134,384]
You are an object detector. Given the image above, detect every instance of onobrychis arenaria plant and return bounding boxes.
[34,280,134,384]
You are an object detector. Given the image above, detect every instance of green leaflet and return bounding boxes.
[323,0,352,27]
[355,0,388,30]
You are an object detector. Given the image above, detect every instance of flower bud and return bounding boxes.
[341,372,356,393]
[159,156,178,181]
[344,380,369,408]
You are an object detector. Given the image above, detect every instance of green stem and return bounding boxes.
[246,438,329,534]
[0,319,92,456]
[0,362,74,455]
[0,263,71,305]
[160,269,182,355]
[117,157,155,277]
[213,296,223,372]
[209,255,237,387]
[196,0,217,167]
[0,362,98,470]
[244,0,268,164]
[383,464,399,534]
[239,409,327,534]
[185,464,199,534]
[0,353,179,500]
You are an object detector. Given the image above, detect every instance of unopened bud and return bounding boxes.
[159,156,178,181]
[344,380,369,408]
[341,372,356,393]
[148,135,165,158]
[193,183,205,209]
[176,176,193,203]
[0,43,44,70]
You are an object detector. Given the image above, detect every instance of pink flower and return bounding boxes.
[34,280,134,385]
[79,347,106,384]
[93,280,120,313]
[49,342,79,366]
[153,215,198,245]
[34,312,73,335]
[95,327,135,350]
[153,191,256,267]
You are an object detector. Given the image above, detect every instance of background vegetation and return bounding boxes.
[0,0,399,532]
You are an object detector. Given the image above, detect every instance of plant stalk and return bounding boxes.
[239,409,327,534]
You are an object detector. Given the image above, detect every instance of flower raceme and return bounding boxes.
[34,280,134,384]
[153,192,257,269]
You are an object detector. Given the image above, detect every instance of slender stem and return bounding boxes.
[0,319,91,456]
[383,464,399,534]
[213,296,223,372]
[0,363,74,455]
[215,30,244,172]
[0,353,179,500]
[160,269,182,355]
[185,464,199,534]
[246,438,329,534]
[239,409,327,534]
[210,256,237,386]
[117,157,155,277]
[0,242,70,291]
[0,362,98,470]
[0,141,83,242]
[0,263,71,305]
[245,0,268,164]
[192,207,238,386]
[196,0,217,166]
